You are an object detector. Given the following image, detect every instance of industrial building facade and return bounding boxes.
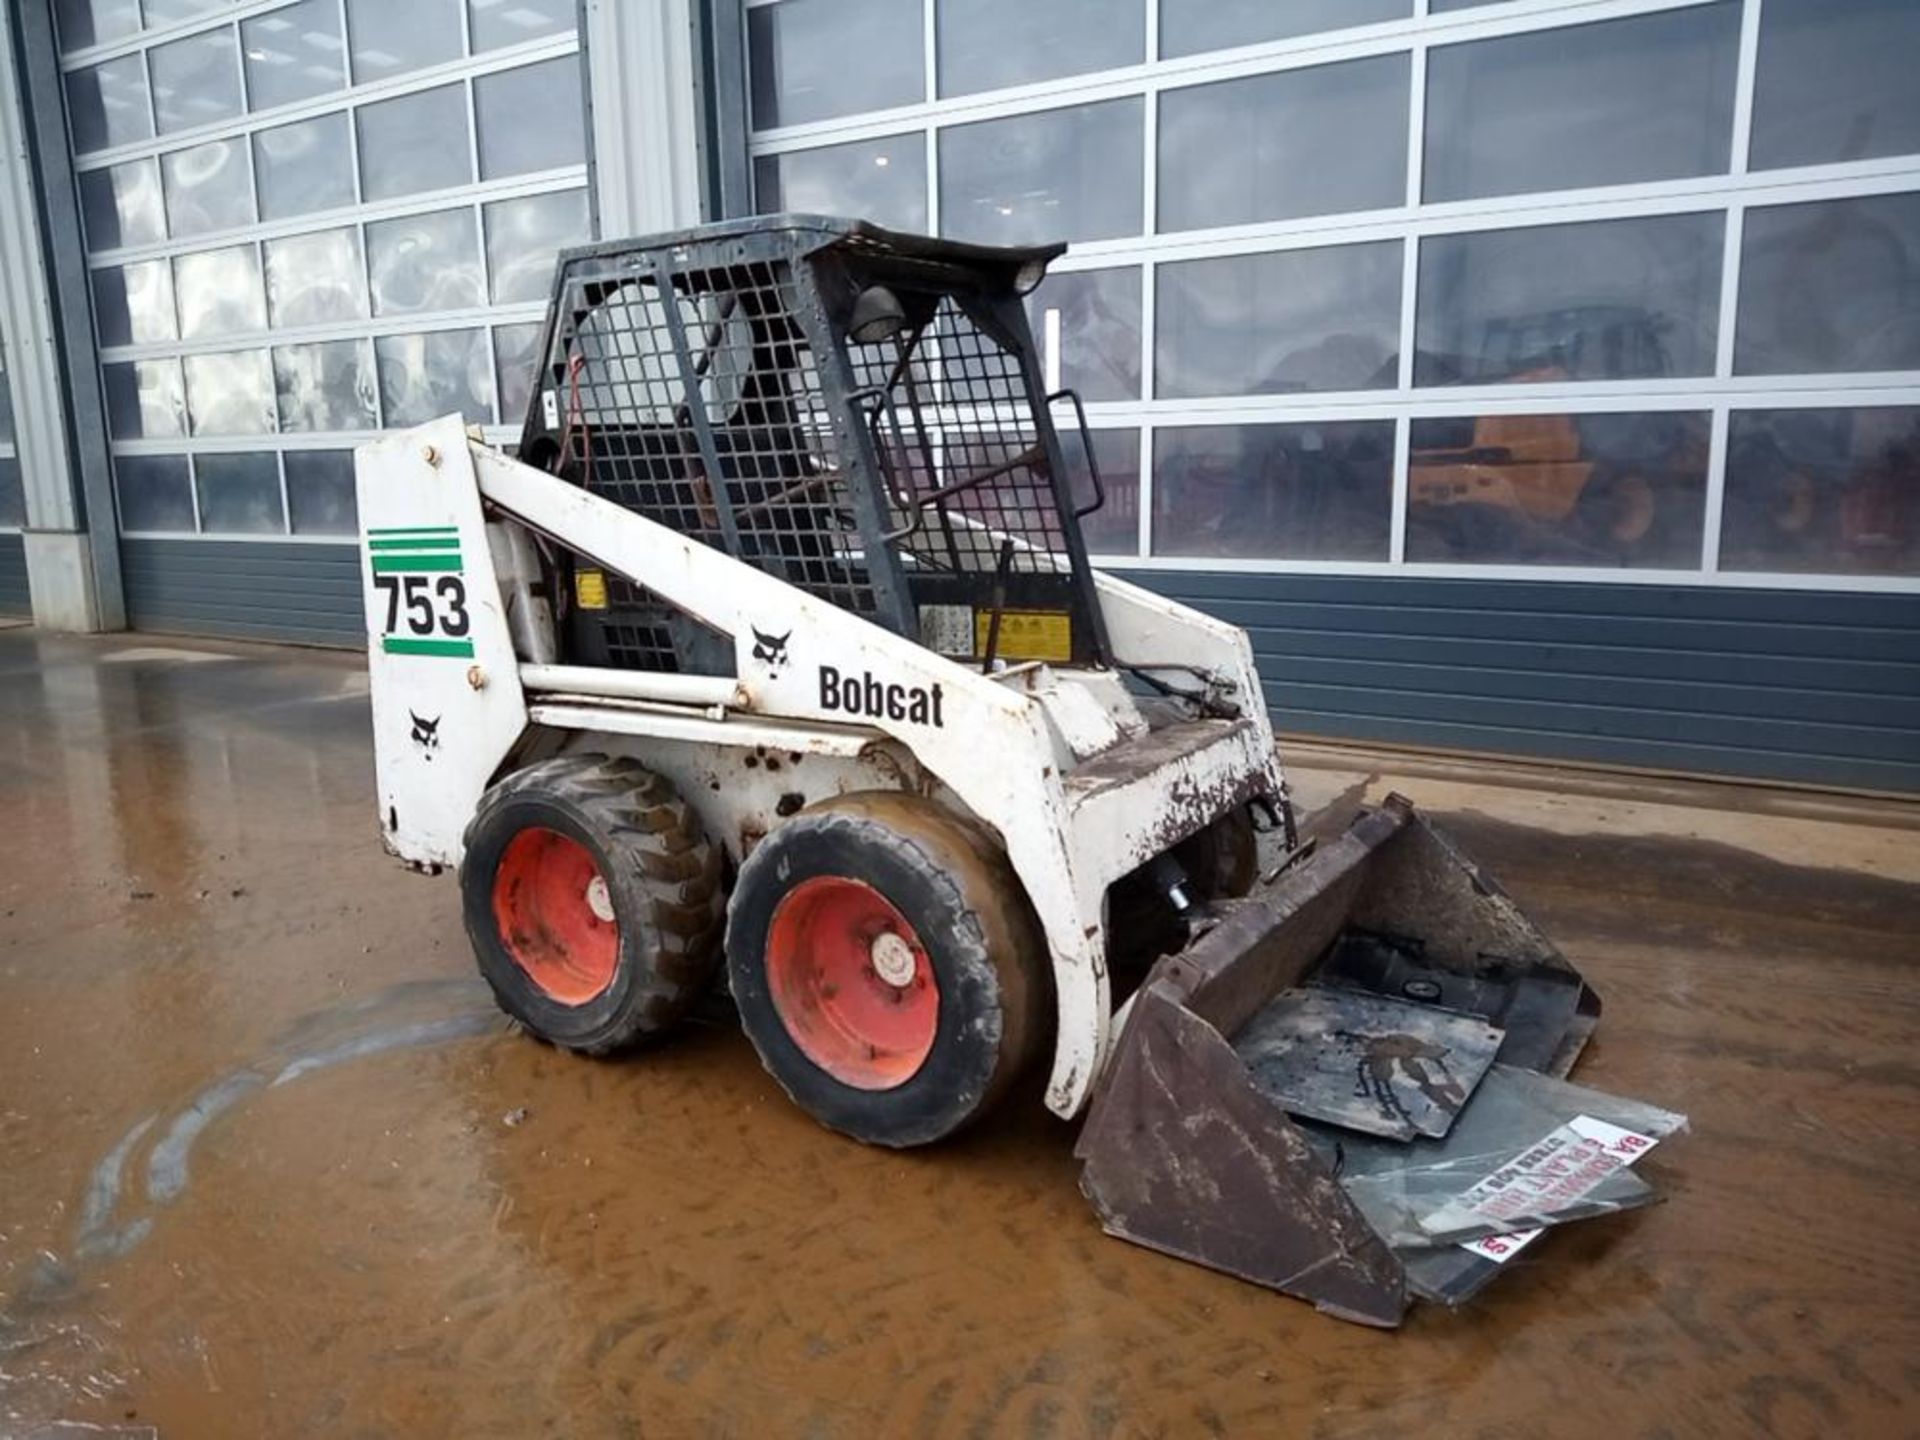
[1,0,1915,791]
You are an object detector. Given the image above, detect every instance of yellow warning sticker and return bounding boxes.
[575,569,609,610]
[975,610,1072,663]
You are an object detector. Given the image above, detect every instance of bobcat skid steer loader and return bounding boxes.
[356,216,1685,1327]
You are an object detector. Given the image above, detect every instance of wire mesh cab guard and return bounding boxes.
[514,214,1112,676]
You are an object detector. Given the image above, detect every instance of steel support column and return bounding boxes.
[0,0,124,631]
[582,0,708,236]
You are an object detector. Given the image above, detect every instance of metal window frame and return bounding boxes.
[65,30,580,174]
[736,0,1920,595]
[58,1,594,543]
[691,0,750,217]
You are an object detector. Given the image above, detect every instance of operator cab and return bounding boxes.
[513,215,1112,677]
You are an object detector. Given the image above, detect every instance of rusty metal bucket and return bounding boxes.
[1075,794,1668,1328]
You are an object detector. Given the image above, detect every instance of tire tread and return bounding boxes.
[464,754,725,1054]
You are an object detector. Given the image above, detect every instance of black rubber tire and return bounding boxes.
[726,792,1048,1148]
[461,754,724,1053]
[1106,805,1260,970]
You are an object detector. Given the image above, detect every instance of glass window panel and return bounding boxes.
[143,0,227,23]
[1425,6,1739,205]
[1408,411,1709,568]
[1159,0,1408,59]
[1065,428,1139,556]
[264,228,367,328]
[0,460,23,529]
[1026,267,1141,402]
[748,0,923,130]
[0,347,12,444]
[92,260,177,347]
[274,340,378,431]
[753,135,927,232]
[103,359,186,440]
[1158,243,1402,400]
[1724,407,1919,577]
[114,454,196,533]
[252,112,355,221]
[161,138,254,237]
[376,329,496,427]
[1751,0,1920,171]
[940,99,1143,246]
[1159,56,1409,233]
[367,208,485,317]
[1415,213,1724,387]
[242,0,348,112]
[55,0,141,52]
[78,159,166,250]
[484,190,588,304]
[183,349,276,435]
[1153,421,1395,560]
[66,56,151,154]
[475,57,586,179]
[1735,193,1920,377]
[470,0,576,51]
[174,244,267,340]
[149,27,242,135]
[357,85,473,201]
[285,450,358,535]
[346,0,462,83]
[928,420,1134,557]
[493,321,544,427]
[937,0,1144,99]
[194,451,285,534]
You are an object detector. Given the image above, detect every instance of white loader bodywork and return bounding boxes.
[358,414,1285,1118]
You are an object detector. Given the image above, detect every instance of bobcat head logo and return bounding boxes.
[410,712,441,756]
[751,626,791,676]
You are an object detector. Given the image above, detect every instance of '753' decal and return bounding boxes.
[366,526,473,658]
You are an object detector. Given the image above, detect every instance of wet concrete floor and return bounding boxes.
[1,627,1916,1438]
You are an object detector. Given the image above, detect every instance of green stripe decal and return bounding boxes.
[372,552,463,573]
[383,636,476,658]
[368,525,457,537]
[368,535,460,551]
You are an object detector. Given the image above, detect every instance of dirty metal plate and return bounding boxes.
[1313,929,1591,1077]
[1232,988,1506,1141]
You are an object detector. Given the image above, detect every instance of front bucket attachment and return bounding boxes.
[1075,794,1674,1328]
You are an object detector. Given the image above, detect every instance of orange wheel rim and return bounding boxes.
[765,876,938,1090]
[491,828,619,1005]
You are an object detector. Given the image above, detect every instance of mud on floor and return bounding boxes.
[2,630,1917,1438]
